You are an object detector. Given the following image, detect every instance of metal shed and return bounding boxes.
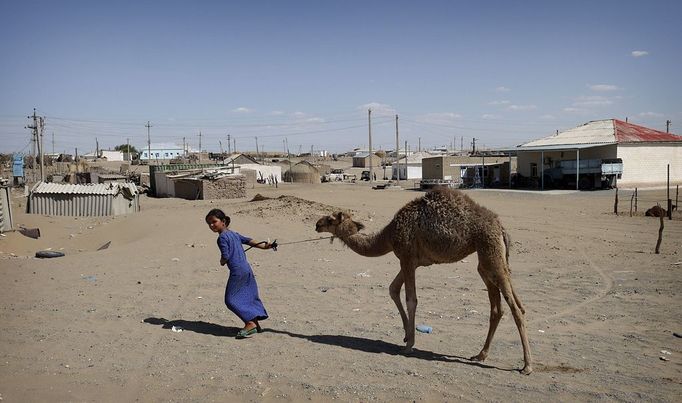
[28,182,140,217]
[0,180,14,233]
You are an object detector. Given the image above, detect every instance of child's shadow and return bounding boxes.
[144,317,240,337]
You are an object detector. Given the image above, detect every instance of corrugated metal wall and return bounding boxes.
[29,194,113,216]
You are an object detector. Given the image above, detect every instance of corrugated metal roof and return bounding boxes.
[614,119,682,142]
[518,119,682,149]
[32,182,138,195]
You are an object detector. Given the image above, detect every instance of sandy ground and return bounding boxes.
[0,180,681,402]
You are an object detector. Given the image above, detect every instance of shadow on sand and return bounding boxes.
[144,317,514,372]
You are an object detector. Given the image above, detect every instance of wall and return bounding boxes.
[201,175,247,199]
[617,143,682,187]
[516,145,616,177]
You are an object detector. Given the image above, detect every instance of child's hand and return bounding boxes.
[220,257,227,266]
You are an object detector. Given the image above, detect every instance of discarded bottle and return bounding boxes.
[416,325,432,334]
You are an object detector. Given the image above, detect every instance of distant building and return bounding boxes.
[139,143,188,161]
[99,150,124,161]
[391,152,432,180]
[28,182,140,217]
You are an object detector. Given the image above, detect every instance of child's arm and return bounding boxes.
[246,239,273,250]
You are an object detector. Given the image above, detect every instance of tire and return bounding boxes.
[35,250,65,258]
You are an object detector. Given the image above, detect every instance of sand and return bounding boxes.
[1,180,680,402]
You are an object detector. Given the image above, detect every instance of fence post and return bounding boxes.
[614,187,619,215]
[630,193,634,217]
[668,199,673,220]
[635,188,638,213]
[655,214,664,254]
[676,185,679,212]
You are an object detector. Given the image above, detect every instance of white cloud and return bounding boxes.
[481,114,499,119]
[232,107,252,113]
[359,102,396,116]
[563,107,582,113]
[495,86,511,92]
[539,114,555,120]
[507,104,537,111]
[489,100,510,106]
[589,84,621,92]
[631,50,649,58]
[270,110,285,116]
[416,112,462,124]
[572,95,616,107]
[638,111,664,118]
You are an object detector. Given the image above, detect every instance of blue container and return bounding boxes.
[416,325,432,334]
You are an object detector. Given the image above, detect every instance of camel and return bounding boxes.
[315,187,532,374]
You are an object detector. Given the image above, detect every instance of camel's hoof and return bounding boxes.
[520,365,533,375]
[402,346,414,354]
[469,353,487,362]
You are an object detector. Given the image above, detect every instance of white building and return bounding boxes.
[99,150,124,161]
[391,151,433,180]
[139,143,188,161]
[514,119,682,188]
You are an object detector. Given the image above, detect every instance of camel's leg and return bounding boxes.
[402,262,417,353]
[498,277,533,375]
[470,263,503,363]
[389,272,409,343]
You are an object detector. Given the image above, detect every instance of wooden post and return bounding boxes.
[614,187,619,215]
[635,188,638,213]
[655,214,664,254]
[630,193,634,217]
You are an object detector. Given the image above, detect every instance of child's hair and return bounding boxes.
[206,208,230,226]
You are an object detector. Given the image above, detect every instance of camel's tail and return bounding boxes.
[502,229,526,315]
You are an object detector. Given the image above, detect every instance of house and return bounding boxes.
[422,155,514,187]
[284,161,321,183]
[391,152,432,180]
[352,152,371,168]
[513,119,682,189]
[99,150,124,161]
[139,143,187,161]
[28,182,140,217]
[223,153,282,183]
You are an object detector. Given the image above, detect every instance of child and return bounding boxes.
[205,208,272,339]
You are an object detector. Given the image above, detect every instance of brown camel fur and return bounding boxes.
[315,187,532,374]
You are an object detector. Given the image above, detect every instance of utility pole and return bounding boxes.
[227,134,231,154]
[52,132,55,155]
[368,108,373,183]
[255,136,259,161]
[39,115,44,181]
[395,114,399,183]
[199,131,202,152]
[96,137,99,160]
[472,138,477,154]
[666,120,671,133]
[126,138,130,161]
[219,140,223,154]
[25,108,45,182]
[460,136,463,152]
[145,121,152,165]
[233,138,236,154]
[418,137,421,153]
[404,140,408,181]
[183,137,186,156]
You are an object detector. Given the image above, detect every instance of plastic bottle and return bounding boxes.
[416,325,432,333]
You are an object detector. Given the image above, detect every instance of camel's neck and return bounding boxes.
[339,222,394,257]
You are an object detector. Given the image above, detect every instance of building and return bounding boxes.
[99,150,124,161]
[0,179,14,233]
[422,155,514,187]
[139,143,187,161]
[391,152,432,180]
[352,152,371,168]
[28,182,140,217]
[224,153,282,183]
[284,161,321,183]
[513,119,682,189]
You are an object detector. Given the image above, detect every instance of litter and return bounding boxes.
[659,356,669,361]
[35,250,65,258]
[171,257,180,262]
[660,350,672,355]
[171,326,183,332]
[19,227,41,239]
[538,330,545,333]
[97,241,111,251]
[416,325,432,334]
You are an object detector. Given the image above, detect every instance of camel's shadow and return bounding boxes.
[144,317,511,371]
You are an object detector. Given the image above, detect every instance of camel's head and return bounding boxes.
[315,211,365,237]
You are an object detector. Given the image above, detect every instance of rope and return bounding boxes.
[242,236,333,253]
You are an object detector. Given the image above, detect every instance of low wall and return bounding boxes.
[201,175,246,199]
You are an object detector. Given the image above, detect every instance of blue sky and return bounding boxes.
[1,0,680,155]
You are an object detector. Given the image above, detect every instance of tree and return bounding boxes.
[114,144,139,155]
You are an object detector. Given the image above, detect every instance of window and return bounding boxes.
[530,163,538,177]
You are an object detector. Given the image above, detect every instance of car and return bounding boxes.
[361,170,370,181]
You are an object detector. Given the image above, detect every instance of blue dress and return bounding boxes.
[217,230,268,323]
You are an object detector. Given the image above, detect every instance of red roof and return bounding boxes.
[614,119,682,143]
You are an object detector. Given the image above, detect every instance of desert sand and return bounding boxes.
[1,179,680,402]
